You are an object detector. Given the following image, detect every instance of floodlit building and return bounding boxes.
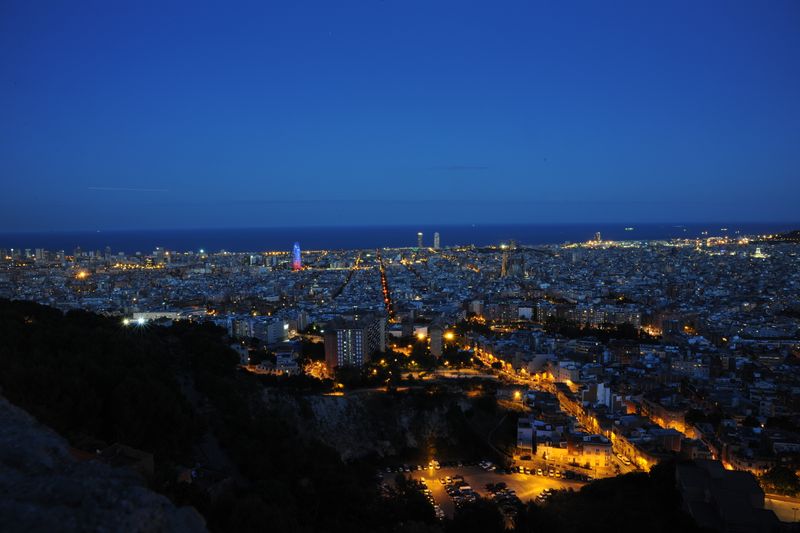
[292,242,302,271]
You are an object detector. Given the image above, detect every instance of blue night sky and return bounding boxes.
[1,1,799,231]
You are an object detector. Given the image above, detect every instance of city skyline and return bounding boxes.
[3,222,799,256]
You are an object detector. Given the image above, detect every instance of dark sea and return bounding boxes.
[0,223,797,254]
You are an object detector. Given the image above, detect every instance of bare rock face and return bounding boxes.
[264,391,465,461]
[0,396,207,533]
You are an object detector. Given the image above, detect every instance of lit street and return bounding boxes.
[764,495,800,524]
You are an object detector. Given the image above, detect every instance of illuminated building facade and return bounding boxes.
[292,242,302,271]
[324,314,386,371]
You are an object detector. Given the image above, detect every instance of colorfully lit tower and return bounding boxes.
[292,242,302,271]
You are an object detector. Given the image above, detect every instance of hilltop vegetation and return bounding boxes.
[0,299,435,531]
[0,299,702,532]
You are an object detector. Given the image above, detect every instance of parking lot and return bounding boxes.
[405,464,586,519]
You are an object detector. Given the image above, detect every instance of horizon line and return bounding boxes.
[1,220,799,235]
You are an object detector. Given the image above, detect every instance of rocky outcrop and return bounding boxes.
[0,396,206,533]
[264,390,470,461]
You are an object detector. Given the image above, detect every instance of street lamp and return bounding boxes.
[513,390,523,406]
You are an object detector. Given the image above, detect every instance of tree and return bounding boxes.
[446,498,504,533]
[411,341,436,369]
[760,466,800,496]
[441,346,472,367]
[334,366,365,388]
[300,339,325,360]
[513,500,558,533]
[384,475,437,525]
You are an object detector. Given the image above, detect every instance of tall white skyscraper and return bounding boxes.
[433,232,440,249]
[417,232,423,248]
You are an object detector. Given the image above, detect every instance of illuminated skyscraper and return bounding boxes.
[433,232,440,249]
[417,232,423,248]
[292,242,302,271]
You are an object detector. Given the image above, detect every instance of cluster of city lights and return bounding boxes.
[111,262,166,270]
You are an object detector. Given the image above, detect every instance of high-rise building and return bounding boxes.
[295,310,309,332]
[429,324,443,357]
[417,232,423,248]
[595,232,602,243]
[433,232,440,249]
[292,242,302,270]
[324,314,386,371]
[232,317,289,344]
